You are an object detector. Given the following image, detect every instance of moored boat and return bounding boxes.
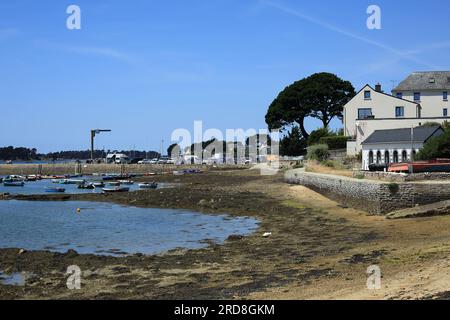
[45,187,66,193]
[4,175,25,182]
[78,183,95,190]
[4,181,25,187]
[138,182,158,189]
[107,181,121,186]
[93,182,105,188]
[102,187,130,193]
[118,180,134,185]
[389,159,450,173]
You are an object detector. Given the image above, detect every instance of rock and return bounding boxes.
[263,232,272,238]
[227,234,244,241]
[18,248,26,255]
[198,199,208,206]
[66,249,79,256]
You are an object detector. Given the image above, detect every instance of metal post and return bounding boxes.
[90,130,95,162]
[410,126,414,174]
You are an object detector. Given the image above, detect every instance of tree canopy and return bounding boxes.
[265,72,355,138]
[416,128,450,160]
[280,127,306,156]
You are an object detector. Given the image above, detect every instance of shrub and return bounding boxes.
[293,161,304,169]
[387,183,399,194]
[306,144,329,162]
[319,136,350,150]
[416,127,450,160]
[307,128,333,146]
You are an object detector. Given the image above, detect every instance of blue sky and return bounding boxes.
[1,0,449,153]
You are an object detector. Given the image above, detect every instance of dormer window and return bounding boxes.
[396,92,403,99]
[414,92,421,101]
[364,90,371,100]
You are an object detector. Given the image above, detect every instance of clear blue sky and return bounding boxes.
[1,0,449,153]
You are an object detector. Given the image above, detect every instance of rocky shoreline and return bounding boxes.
[1,169,450,299]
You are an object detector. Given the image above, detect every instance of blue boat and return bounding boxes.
[45,187,66,193]
[4,181,25,187]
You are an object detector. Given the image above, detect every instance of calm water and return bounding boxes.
[0,176,171,195]
[0,201,259,256]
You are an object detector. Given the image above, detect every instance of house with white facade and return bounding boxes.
[344,71,450,166]
[360,126,444,171]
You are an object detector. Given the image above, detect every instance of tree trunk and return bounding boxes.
[298,117,309,139]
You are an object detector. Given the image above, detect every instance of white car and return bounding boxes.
[166,158,176,164]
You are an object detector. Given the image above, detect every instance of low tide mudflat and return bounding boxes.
[2,168,450,299]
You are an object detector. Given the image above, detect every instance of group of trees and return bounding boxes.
[0,148,161,161]
[266,72,355,156]
[416,125,450,160]
[0,146,38,161]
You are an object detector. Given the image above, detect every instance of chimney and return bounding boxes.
[375,83,382,92]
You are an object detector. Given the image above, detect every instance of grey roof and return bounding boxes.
[393,71,450,91]
[362,126,443,145]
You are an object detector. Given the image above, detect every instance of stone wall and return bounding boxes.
[285,169,450,215]
[353,171,450,182]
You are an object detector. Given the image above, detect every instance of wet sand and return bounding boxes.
[1,168,450,299]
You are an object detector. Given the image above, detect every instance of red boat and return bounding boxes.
[388,159,450,173]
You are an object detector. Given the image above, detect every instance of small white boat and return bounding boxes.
[118,180,134,185]
[4,175,25,182]
[93,182,105,188]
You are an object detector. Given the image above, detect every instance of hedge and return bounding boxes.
[306,144,329,162]
[319,136,350,150]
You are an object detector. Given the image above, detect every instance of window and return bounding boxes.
[396,92,403,99]
[358,108,373,119]
[444,92,448,101]
[444,108,448,117]
[393,151,399,163]
[414,92,421,101]
[364,91,371,100]
[369,151,374,164]
[385,151,390,164]
[395,106,405,118]
[402,150,408,162]
[376,151,382,164]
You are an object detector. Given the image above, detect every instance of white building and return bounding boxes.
[361,126,444,171]
[106,153,129,164]
[344,71,450,156]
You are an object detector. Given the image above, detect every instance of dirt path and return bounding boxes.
[1,169,450,299]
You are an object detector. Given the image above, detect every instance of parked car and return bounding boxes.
[157,156,170,164]
[129,158,144,164]
[368,163,387,172]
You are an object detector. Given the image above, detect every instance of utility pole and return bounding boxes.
[410,125,414,174]
[90,129,111,161]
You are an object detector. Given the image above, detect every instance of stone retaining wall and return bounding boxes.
[353,171,450,182]
[285,169,450,215]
